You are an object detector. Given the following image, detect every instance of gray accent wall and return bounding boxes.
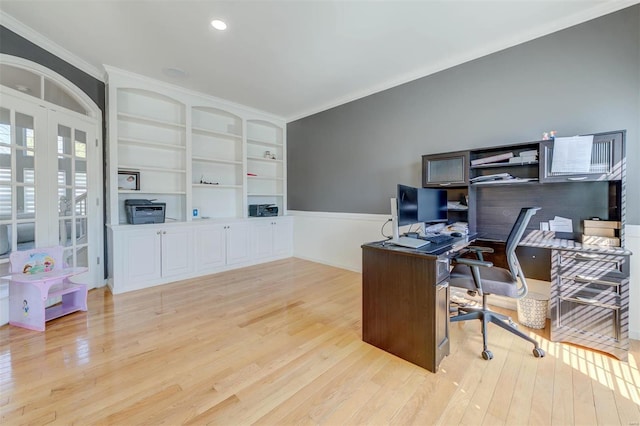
[287,6,640,225]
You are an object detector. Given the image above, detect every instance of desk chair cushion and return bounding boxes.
[449,264,519,298]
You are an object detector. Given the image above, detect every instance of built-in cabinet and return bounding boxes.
[105,66,291,294]
[108,218,292,294]
[108,224,194,293]
[251,217,293,259]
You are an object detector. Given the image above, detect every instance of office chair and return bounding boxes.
[450,207,545,360]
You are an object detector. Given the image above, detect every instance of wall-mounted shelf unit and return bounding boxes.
[105,66,286,225]
[246,119,286,214]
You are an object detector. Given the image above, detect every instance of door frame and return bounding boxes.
[0,54,104,287]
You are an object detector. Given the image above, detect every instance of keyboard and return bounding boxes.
[422,234,454,244]
[390,236,430,249]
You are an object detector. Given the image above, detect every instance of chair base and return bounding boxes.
[451,295,545,360]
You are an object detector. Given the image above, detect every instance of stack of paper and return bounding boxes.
[548,216,573,232]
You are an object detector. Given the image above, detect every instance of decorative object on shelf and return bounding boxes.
[199,176,219,185]
[192,208,198,218]
[542,130,557,140]
[118,170,140,190]
[264,150,276,160]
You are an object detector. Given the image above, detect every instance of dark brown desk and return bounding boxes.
[362,239,470,372]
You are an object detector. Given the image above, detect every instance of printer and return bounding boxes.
[249,204,278,217]
[125,199,166,224]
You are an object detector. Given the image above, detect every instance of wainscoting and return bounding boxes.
[290,210,640,340]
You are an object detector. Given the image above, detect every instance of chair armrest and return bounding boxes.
[454,257,493,269]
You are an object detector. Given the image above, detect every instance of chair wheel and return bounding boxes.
[533,348,545,358]
[481,350,493,360]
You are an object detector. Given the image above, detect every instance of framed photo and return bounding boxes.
[118,170,140,190]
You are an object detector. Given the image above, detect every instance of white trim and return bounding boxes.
[0,54,102,120]
[0,11,104,82]
[288,209,388,222]
[286,0,640,121]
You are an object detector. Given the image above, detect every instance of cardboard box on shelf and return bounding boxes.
[583,220,621,229]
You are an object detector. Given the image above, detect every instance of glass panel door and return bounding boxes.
[50,110,99,287]
[0,89,101,287]
[0,94,46,274]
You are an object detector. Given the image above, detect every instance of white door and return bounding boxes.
[0,89,103,287]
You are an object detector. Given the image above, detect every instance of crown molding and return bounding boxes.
[286,0,640,122]
[0,10,105,82]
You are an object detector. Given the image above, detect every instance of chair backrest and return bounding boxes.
[9,246,66,274]
[504,207,540,296]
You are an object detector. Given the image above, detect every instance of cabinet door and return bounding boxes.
[252,220,274,259]
[422,151,469,187]
[272,218,293,256]
[125,229,162,283]
[226,222,250,265]
[195,224,226,272]
[540,131,624,182]
[161,227,194,278]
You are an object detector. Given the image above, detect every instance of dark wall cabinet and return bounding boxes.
[422,151,469,187]
[540,131,624,183]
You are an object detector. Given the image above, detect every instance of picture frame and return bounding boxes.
[118,170,140,191]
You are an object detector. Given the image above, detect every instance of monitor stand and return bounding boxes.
[389,198,429,249]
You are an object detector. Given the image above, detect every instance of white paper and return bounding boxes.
[551,135,593,173]
[549,216,573,232]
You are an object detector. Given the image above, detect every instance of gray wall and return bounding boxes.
[287,6,640,225]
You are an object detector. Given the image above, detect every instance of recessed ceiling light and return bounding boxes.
[211,19,227,31]
[162,67,188,79]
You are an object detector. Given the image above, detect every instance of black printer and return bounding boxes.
[249,204,278,217]
[125,199,166,224]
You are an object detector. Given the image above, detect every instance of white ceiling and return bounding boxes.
[0,1,637,121]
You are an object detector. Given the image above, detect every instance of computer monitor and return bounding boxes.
[397,184,420,226]
[396,184,448,226]
[417,187,448,224]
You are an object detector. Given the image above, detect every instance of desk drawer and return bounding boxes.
[556,297,620,342]
[557,251,628,276]
[558,276,622,308]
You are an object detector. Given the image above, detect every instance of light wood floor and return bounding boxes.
[1,258,639,425]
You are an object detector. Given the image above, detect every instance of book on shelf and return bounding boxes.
[508,156,537,164]
[471,152,513,166]
[470,173,513,183]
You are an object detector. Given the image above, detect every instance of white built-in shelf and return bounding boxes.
[247,176,284,181]
[119,165,186,174]
[118,189,186,195]
[191,127,242,140]
[192,156,242,165]
[247,138,282,148]
[117,112,186,129]
[247,156,283,164]
[192,184,242,189]
[119,137,186,151]
[248,192,284,197]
